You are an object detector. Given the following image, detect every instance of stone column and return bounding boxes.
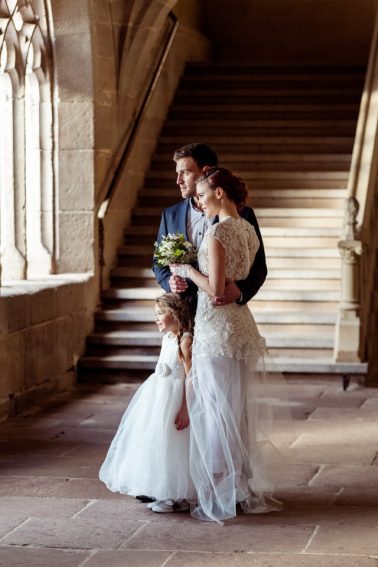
[334,197,363,362]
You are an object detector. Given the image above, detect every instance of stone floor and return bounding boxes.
[0,376,378,566]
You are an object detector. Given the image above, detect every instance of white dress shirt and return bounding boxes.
[186,198,215,251]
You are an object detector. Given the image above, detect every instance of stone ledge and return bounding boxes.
[0,273,94,297]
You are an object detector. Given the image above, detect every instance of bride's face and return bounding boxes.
[155,306,179,334]
[196,181,219,218]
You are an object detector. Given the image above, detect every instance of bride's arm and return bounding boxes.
[184,235,226,297]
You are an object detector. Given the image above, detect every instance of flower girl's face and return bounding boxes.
[196,181,219,218]
[155,306,179,334]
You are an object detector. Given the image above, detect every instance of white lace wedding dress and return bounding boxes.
[99,332,196,501]
[187,216,283,523]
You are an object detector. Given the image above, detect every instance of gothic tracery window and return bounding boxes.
[0,0,55,282]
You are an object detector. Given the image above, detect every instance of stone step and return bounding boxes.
[110,267,340,280]
[147,170,349,181]
[265,358,368,374]
[165,118,356,128]
[132,207,344,219]
[141,196,344,209]
[176,87,362,97]
[78,353,367,374]
[79,354,159,370]
[95,308,338,324]
[173,96,361,106]
[118,238,339,258]
[87,330,335,349]
[146,179,348,190]
[267,258,340,269]
[102,285,340,301]
[169,103,358,114]
[117,246,341,261]
[107,277,340,291]
[163,127,356,139]
[160,134,354,145]
[153,152,353,163]
[110,267,155,279]
[125,217,344,232]
[183,66,365,80]
[141,188,347,199]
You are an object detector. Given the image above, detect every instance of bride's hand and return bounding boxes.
[170,263,192,279]
[174,405,189,430]
[212,279,242,306]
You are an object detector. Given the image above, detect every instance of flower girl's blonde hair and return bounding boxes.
[155,293,194,359]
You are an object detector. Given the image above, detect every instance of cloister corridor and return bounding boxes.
[0,375,378,566]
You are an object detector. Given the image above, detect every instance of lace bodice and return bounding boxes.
[194,217,265,362]
[154,332,187,380]
[198,217,259,280]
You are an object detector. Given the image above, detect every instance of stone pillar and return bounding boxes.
[334,197,363,362]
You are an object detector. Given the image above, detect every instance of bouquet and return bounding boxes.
[154,233,197,267]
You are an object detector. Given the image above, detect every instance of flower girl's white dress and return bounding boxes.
[99,332,195,501]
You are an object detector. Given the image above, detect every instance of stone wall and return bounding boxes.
[0,276,97,419]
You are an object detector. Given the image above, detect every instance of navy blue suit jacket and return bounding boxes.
[152,199,267,304]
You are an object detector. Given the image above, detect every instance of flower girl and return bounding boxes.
[99,293,195,513]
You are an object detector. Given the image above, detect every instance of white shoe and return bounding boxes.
[146,500,160,509]
[151,500,189,513]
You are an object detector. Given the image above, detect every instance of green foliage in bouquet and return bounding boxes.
[154,233,197,267]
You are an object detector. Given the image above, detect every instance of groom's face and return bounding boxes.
[175,157,202,200]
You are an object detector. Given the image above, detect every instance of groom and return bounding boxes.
[153,143,267,305]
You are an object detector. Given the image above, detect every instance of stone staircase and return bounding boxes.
[79,64,368,381]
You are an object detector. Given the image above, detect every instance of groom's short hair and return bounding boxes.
[173,143,218,169]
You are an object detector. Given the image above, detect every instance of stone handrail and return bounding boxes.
[96,12,179,289]
[97,13,178,220]
[334,7,378,363]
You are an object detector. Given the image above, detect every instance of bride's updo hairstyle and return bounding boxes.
[196,166,248,210]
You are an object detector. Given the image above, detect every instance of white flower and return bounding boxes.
[155,362,171,377]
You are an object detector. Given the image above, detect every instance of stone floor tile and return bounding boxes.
[275,486,339,508]
[291,422,378,464]
[0,496,89,518]
[278,464,320,488]
[77,406,127,429]
[312,395,364,409]
[74,498,193,523]
[84,549,172,567]
[2,517,141,549]
[0,475,68,497]
[309,407,377,420]
[310,465,378,489]
[124,521,315,553]
[308,521,378,555]
[0,438,79,457]
[0,457,101,478]
[166,552,378,566]
[334,486,378,506]
[48,426,115,445]
[48,477,126,499]
[0,513,26,538]
[361,397,378,409]
[0,546,89,567]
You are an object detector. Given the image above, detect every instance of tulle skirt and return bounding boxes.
[99,373,196,501]
[186,353,285,523]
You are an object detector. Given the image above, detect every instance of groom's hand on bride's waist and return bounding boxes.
[212,280,242,306]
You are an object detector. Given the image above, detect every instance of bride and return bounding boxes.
[171,166,283,523]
